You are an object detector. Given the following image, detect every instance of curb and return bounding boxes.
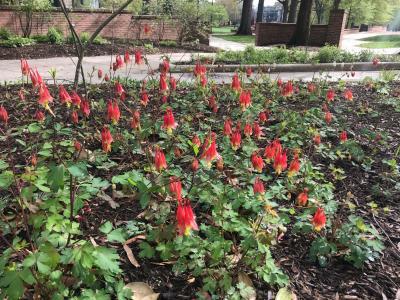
[167,62,400,73]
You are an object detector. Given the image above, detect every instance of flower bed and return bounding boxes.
[0,57,399,299]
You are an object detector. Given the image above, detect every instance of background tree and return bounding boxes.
[314,0,329,23]
[237,0,253,34]
[288,0,299,22]
[216,0,241,24]
[257,0,264,23]
[289,0,313,45]
[277,0,289,22]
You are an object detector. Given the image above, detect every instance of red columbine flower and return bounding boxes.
[21,59,29,76]
[313,134,321,145]
[343,89,353,101]
[251,152,264,173]
[253,122,262,139]
[194,62,206,77]
[81,99,90,117]
[38,84,53,110]
[170,76,177,91]
[273,150,287,175]
[98,68,103,79]
[135,51,142,64]
[0,106,9,124]
[325,111,332,124]
[115,81,125,99]
[159,73,169,93]
[253,177,265,195]
[141,92,149,106]
[29,68,42,87]
[307,83,316,93]
[107,100,121,124]
[192,135,201,147]
[312,207,326,231]
[259,111,268,123]
[113,54,124,71]
[191,158,199,171]
[130,110,140,130]
[101,127,113,153]
[201,134,220,167]
[264,139,282,161]
[154,147,167,171]
[246,67,252,77]
[124,50,131,64]
[297,188,308,206]
[35,110,45,122]
[161,59,170,74]
[244,123,252,137]
[223,118,233,136]
[71,110,78,124]
[288,155,301,177]
[326,88,335,101]
[200,74,207,88]
[169,177,182,200]
[176,199,199,236]
[59,85,72,106]
[231,73,241,91]
[209,95,217,112]
[281,81,293,97]
[104,73,110,82]
[162,107,178,134]
[239,90,251,111]
[340,130,348,142]
[230,131,241,150]
[372,57,380,66]
[71,91,81,108]
[74,141,82,152]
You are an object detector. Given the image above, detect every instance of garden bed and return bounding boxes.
[0,72,399,299]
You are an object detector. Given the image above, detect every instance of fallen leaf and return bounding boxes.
[97,191,120,209]
[238,272,256,300]
[89,236,98,247]
[123,244,140,268]
[125,234,146,245]
[125,282,160,300]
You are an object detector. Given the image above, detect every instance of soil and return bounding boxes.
[0,82,399,299]
[0,41,217,60]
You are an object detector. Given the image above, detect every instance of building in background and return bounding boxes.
[262,3,282,22]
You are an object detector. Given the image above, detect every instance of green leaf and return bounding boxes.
[107,228,126,243]
[48,164,65,192]
[94,247,121,273]
[99,221,113,234]
[0,170,13,189]
[0,160,9,170]
[28,123,41,133]
[139,242,155,259]
[68,163,88,178]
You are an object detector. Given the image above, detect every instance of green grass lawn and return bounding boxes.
[359,34,400,48]
[212,26,235,34]
[213,34,255,44]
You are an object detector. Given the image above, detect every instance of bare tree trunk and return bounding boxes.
[288,0,299,23]
[278,0,289,22]
[256,0,264,23]
[289,0,313,45]
[315,0,324,24]
[333,0,341,9]
[237,0,253,35]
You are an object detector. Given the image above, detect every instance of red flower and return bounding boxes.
[239,90,251,111]
[307,83,316,93]
[253,122,262,139]
[200,74,207,88]
[326,88,335,101]
[81,99,90,117]
[277,78,283,87]
[244,123,252,137]
[170,76,177,91]
[297,188,308,206]
[313,134,321,145]
[113,54,124,71]
[312,207,326,231]
[231,73,241,91]
[154,147,167,171]
[141,92,149,106]
[201,134,220,167]
[325,111,332,124]
[130,110,141,130]
[74,141,82,152]
[38,84,53,109]
[0,106,9,124]
[230,131,241,150]
[169,177,182,200]
[372,57,380,66]
[162,59,170,74]
[59,85,72,106]
[264,139,282,161]
[21,59,30,76]
[115,81,125,99]
[259,111,268,123]
[18,88,25,101]
[273,150,287,175]
[71,110,78,124]
[35,110,45,122]
[246,67,252,77]
[29,68,42,87]
[159,73,169,93]
[343,89,353,101]
[281,81,293,97]
[194,62,206,77]
[98,68,103,79]
[340,130,348,142]
[124,50,131,64]
[176,199,199,236]
[107,100,121,124]
[288,155,301,177]
[192,135,201,147]
[144,23,151,34]
[251,152,264,172]
[135,51,142,65]
[191,158,199,171]
[162,107,178,134]
[253,177,265,195]
[223,118,233,136]
[101,127,113,153]
[105,74,110,82]
[71,91,81,108]
[209,95,217,111]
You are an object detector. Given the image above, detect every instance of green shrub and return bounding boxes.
[80,32,90,44]
[159,40,178,47]
[93,35,109,45]
[0,27,12,40]
[47,27,64,44]
[0,36,35,47]
[32,34,49,43]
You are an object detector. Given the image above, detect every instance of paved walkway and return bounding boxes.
[209,36,248,51]
[342,32,400,54]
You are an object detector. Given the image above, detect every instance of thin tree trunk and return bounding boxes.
[237,0,253,35]
[289,0,313,45]
[278,0,289,22]
[333,0,341,10]
[256,0,264,23]
[288,0,299,23]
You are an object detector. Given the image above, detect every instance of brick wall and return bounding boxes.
[255,10,347,47]
[0,7,182,42]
